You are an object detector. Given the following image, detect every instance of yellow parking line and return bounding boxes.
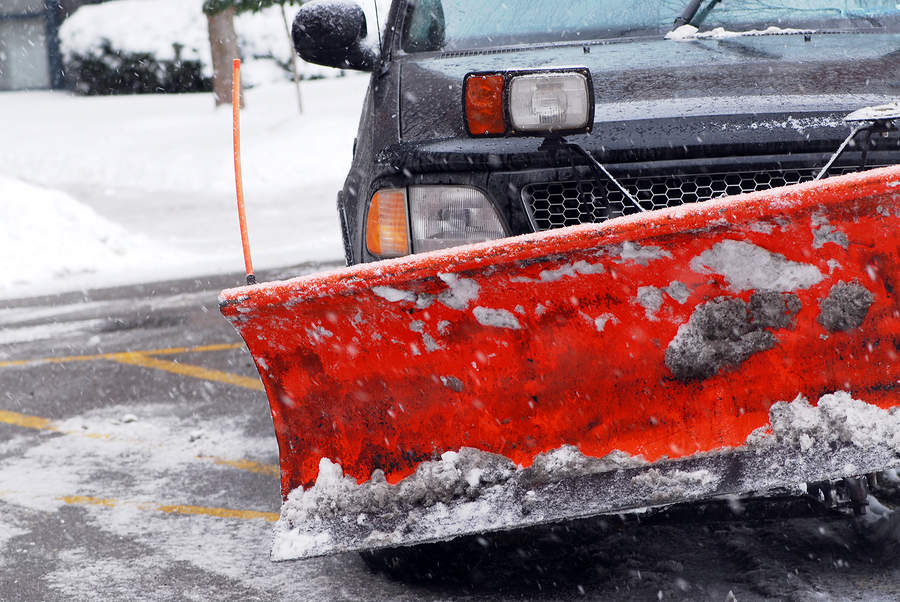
[0,409,278,475]
[59,495,279,522]
[111,353,264,391]
[0,410,57,431]
[0,342,244,368]
[0,409,109,439]
[0,342,263,392]
[205,456,279,477]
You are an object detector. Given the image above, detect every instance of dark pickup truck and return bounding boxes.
[292,0,900,265]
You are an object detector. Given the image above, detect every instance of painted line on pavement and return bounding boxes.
[0,342,264,391]
[59,495,279,522]
[111,352,264,391]
[0,409,278,476]
[0,410,109,440]
[0,342,244,368]
[0,410,56,431]
[203,456,280,477]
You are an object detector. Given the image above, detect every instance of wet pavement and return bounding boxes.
[1,266,898,601]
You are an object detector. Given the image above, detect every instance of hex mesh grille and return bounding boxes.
[522,167,864,231]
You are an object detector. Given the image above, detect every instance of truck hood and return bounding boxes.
[399,33,900,143]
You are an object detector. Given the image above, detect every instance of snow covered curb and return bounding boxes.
[271,391,900,559]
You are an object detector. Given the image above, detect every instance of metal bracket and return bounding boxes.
[815,103,899,181]
[540,137,647,213]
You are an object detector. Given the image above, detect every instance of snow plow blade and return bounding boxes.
[220,166,900,560]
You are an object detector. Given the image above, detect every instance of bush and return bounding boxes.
[64,40,212,95]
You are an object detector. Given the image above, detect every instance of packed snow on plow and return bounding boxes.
[220,164,900,560]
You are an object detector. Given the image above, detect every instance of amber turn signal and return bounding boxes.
[464,73,506,136]
[366,188,410,257]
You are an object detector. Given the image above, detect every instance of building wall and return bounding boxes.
[0,0,56,90]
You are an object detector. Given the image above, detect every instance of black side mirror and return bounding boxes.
[292,0,377,71]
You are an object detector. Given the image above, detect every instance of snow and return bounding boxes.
[812,220,850,250]
[689,239,824,292]
[665,24,814,41]
[472,307,522,329]
[631,468,718,504]
[616,241,672,265]
[0,74,369,300]
[752,391,900,454]
[593,313,618,332]
[536,260,606,281]
[273,391,900,559]
[372,286,417,303]
[0,524,28,551]
[512,260,606,283]
[0,318,107,346]
[636,286,665,319]
[845,101,900,122]
[0,175,187,299]
[273,444,650,559]
[436,273,481,310]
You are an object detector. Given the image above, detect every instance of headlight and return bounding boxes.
[464,68,594,137]
[508,72,591,133]
[365,186,507,257]
[409,186,506,253]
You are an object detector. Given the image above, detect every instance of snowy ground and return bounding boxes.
[0,75,368,300]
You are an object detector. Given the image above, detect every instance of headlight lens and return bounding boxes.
[508,72,591,133]
[408,186,506,253]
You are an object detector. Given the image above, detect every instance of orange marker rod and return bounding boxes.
[232,59,256,285]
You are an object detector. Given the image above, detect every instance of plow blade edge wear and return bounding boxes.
[220,166,900,559]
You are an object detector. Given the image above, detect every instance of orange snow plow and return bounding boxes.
[220,163,900,559]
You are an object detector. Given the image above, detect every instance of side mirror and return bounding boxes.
[292,0,377,72]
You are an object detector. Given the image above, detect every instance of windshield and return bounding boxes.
[402,0,900,52]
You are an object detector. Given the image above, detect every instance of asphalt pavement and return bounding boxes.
[1,266,899,601]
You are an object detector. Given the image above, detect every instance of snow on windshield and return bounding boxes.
[403,0,900,52]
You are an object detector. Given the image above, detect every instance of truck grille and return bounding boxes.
[522,167,865,231]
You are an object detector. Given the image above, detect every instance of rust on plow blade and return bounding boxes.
[220,166,900,559]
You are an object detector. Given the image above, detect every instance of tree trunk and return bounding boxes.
[280,3,303,114]
[207,7,243,107]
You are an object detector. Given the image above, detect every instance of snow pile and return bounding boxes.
[749,391,900,454]
[666,24,814,41]
[0,175,186,298]
[273,445,647,559]
[60,0,336,84]
[280,449,517,522]
[0,74,368,299]
[528,445,646,480]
